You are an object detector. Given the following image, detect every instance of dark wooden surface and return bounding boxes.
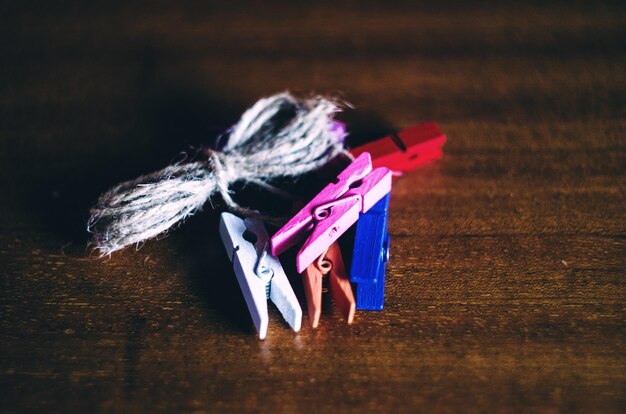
[1,1,625,413]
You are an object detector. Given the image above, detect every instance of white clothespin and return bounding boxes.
[219,212,302,339]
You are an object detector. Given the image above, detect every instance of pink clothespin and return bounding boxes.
[350,121,446,173]
[271,152,393,273]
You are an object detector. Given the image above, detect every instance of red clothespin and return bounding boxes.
[270,152,392,273]
[350,121,446,173]
[302,242,355,328]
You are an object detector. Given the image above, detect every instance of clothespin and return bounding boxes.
[302,242,355,328]
[219,212,302,339]
[350,121,446,173]
[271,152,393,273]
[350,193,390,310]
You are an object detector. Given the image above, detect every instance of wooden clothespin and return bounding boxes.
[350,193,390,310]
[302,242,355,328]
[219,212,302,339]
[350,121,446,173]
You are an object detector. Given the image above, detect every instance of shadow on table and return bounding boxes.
[32,83,244,249]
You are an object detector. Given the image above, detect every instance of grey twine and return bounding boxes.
[87,92,352,256]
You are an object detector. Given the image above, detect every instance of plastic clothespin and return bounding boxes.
[219,212,302,340]
[350,121,446,173]
[302,242,355,328]
[270,152,393,273]
[350,193,390,310]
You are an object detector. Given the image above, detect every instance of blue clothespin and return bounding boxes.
[349,193,391,310]
[219,212,302,339]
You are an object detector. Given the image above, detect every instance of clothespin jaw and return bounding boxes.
[350,193,391,310]
[302,242,355,328]
[271,152,392,273]
[350,121,446,173]
[219,212,302,339]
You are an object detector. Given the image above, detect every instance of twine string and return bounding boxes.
[87,92,349,256]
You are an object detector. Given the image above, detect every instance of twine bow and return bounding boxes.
[87,92,351,256]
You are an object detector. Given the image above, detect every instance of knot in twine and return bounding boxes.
[87,92,352,256]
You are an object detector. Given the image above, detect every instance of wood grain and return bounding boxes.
[1,1,624,413]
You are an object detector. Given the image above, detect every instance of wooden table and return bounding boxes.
[1,2,624,412]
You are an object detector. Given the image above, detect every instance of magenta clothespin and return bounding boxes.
[271,152,392,273]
